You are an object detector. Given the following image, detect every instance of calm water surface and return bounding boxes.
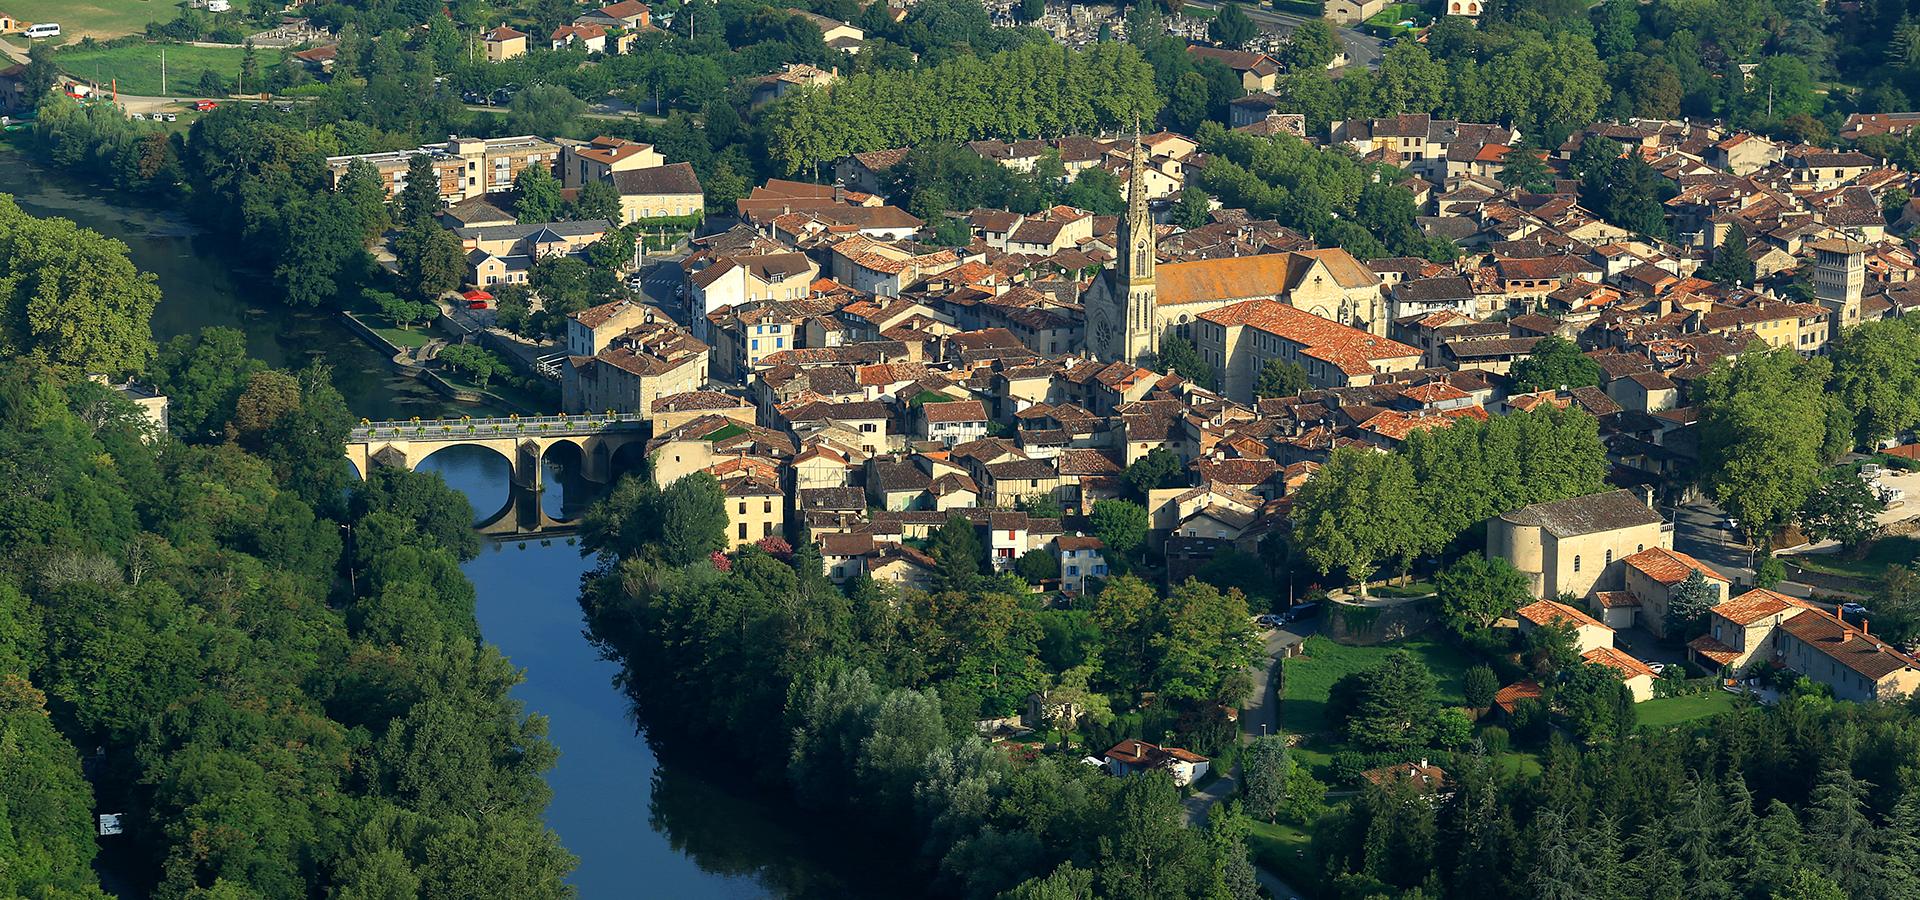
[0,151,900,898]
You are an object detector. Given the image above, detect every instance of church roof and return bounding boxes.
[1154,248,1378,307]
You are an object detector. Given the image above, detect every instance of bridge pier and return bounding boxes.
[514,440,543,492]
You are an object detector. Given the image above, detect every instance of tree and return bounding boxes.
[1278,19,1337,72]
[1698,223,1757,287]
[1151,579,1259,703]
[197,69,229,97]
[369,289,431,329]
[930,514,986,588]
[434,344,502,389]
[1699,350,1835,545]
[1437,555,1528,638]
[1242,734,1289,821]
[1342,650,1439,751]
[1095,773,1211,899]
[1661,568,1720,639]
[507,84,585,140]
[1253,359,1308,399]
[1015,547,1060,585]
[1289,448,1429,593]
[397,154,442,226]
[1555,662,1635,745]
[1799,469,1886,552]
[0,195,161,376]
[1509,336,1602,393]
[1062,167,1125,217]
[514,165,566,224]
[1522,619,1581,676]
[1158,334,1214,388]
[1463,664,1499,709]
[1209,2,1257,48]
[1122,447,1185,498]
[573,179,623,223]
[657,473,729,565]
[1019,0,1045,22]
[1496,140,1554,192]
[1172,185,1212,230]
[1089,500,1147,562]
[240,39,260,93]
[393,221,464,301]
[1830,317,1920,448]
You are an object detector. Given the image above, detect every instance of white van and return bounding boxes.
[25,23,60,38]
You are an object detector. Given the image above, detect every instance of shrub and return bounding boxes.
[1329,750,1368,785]
[1463,664,1499,710]
[1478,725,1510,756]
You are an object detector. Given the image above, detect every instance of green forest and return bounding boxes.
[0,193,571,897]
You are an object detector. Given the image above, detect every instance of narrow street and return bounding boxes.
[1183,621,1313,898]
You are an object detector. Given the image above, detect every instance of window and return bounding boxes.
[1574,555,1582,572]
[1637,544,1644,552]
[764,500,773,514]
[738,523,748,539]
[738,502,747,514]
[751,340,759,351]
[763,522,773,537]
[1605,549,1613,565]
[1067,565,1079,576]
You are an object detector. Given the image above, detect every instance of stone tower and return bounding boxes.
[1116,132,1158,363]
[1810,236,1867,340]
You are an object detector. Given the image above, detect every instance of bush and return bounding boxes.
[1478,725,1510,756]
[1431,709,1473,748]
[1755,555,1786,588]
[1463,664,1499,709]
[1329,750,1369,785]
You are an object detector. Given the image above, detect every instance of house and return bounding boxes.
[1690,588,1920,700]
[483,25,527,62]
[1192,299,1423,402]
[1516,599,1615,655]
[835,148,911,195]
[289,44,337,73]
[869,543,939,590]
[1057,534,1108,593]
[649,391,756,432]
[724,476,784,548]
[1102,739,1211,787]
[1183,46,1281,93]
[785,8,863,49]
[689,252,819,317]
[1619,546,1728,639]
[610,162,704,224]
[1581,646,1657,702]
[1488,489,1668,599]
[1324,0,1388,24]
[561,320,710,414]
[749,63,840,107]
[563,136,665,188]
[818,532,875,583]
[1361,759,1451,796]
[575,0,651,30]
[550,23,610,52]
[567,299,656,357]
[917,399,989,447]
[1492,679,1544,717]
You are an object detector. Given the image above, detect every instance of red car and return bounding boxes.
[193,100,217,112]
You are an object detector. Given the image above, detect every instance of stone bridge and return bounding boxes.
[345,413,649,491]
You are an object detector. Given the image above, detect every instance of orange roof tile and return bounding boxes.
[1516,599,1608,631]
[1583,646,1658,679]
[1622,547,1727,585]
[1712,588,1814,625]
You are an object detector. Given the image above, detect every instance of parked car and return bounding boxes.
[1840,602,1870,623]
[1647,662,1667,675]
[1282,602,1321,623]
[193,100,218,112]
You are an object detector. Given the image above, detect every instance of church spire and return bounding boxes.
[1121,128,1154,287]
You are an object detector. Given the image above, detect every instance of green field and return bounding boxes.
[1636,690,1741,728]
[1364,2,1425,28]
[4,0,172,40]
[1788,536,1920,581]
[1281,635,1477,734]
[1248,818,1323,893]
[56,43,284,96]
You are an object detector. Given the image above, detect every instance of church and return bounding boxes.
[1085,137,1389,367]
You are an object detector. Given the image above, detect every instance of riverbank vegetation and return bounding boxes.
[579,478,1269,898]
[0,196,573,897]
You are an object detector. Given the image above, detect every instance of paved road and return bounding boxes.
[1182,622,1312,897]
[1179,1,1384,70]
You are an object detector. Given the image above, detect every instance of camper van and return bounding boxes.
[24,23,61,38]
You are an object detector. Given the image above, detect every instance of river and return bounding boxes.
[0,150,893,898]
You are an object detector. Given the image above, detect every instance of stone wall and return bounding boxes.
[1324,594,1438,645]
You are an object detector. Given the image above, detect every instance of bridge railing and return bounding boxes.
[350,412,648,442]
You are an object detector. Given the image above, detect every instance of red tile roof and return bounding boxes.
[1622,547,1727,586]
[1583,646,1658,680]
[1516,599,1608,631]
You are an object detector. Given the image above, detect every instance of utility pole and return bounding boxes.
[160,47,166,96]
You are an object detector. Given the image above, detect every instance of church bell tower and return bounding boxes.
[1116,131,1157,363]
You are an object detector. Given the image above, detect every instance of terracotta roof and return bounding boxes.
[817,532,874,556]
[1687,634,1742,667]
[1712,588,1813,625]
[611,162,703,196]
[1592,590,1641,609]
[921,399,987,423]
[1778,612,1920,681]
[1516,599,1608,631]
[1583,646,1658,680]
[1198,299,1420,376]
[652,390,748,412]
[1057,535,1106,552]
[1493,679,1544,713]
[1621,547,1727,586]
[485,25,527,40]
[1156,248,1377,307]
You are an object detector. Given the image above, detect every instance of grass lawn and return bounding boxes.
[4,0,168,40]
[1282,635,1478,735]
[1789,536,1920,582]
[57,43,285,96]
[1637,691,1740,728]
[1363,2,1425,29]
[371,324,431,349]
[1248,818,1322,894]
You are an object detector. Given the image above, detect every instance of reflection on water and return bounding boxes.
[0,151,477,422]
